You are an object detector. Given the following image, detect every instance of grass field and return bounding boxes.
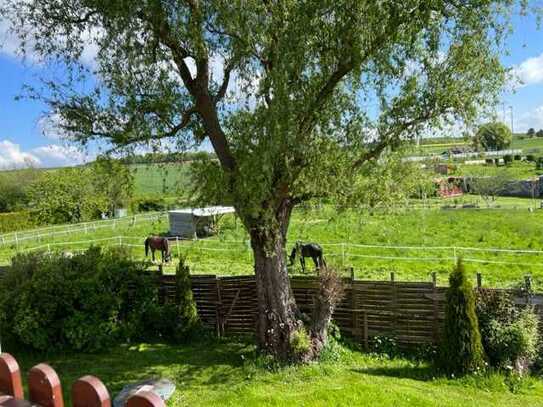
[452,161,542,179]
[11,339,543,407]
[130,163,192,197]
[3,197,543,289]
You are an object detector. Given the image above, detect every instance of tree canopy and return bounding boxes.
[474,122,513,151]
[1,0,532,361]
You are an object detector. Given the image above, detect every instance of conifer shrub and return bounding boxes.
[439,259,486,375]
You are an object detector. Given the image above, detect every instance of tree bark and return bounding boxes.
[249,201,301,361]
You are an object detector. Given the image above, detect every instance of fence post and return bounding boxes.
[476,273,482,289]
[350,267,358,341]
[126,391,165,407]
[0,353,24,399]
[28,364,64,407]
[216,276,223,337]
[72,376,110,407]
[390,272,396,340]
[176,237,180,259]
[524,274,533,305]
[431,272,439,344]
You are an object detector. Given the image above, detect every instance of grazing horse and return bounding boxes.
[289,241,326,273]
[144,236,172,263]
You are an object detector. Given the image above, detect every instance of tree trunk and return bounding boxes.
[250,203,301,361]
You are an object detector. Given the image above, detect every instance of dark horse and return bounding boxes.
[144,236,172,263]
[289,241,326,273]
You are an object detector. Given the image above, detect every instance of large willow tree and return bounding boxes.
[1,0,524,360]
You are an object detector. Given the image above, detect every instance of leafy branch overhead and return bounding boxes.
[2,0,517,214]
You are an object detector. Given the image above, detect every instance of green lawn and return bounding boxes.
[11,339,543,407]
[3,198,543,289]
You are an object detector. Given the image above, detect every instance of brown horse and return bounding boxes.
[144,236,172,263]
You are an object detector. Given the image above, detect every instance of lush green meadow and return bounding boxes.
[130,163,192,197]
[10,339,543,407]
[3,198,543,289]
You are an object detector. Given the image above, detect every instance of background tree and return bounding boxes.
[527,128,535,138]
[536,129,543,138]
[29,167,107,224]
[90,156,134,215]
[468,171,514,207]
[1,0,525,361]
[473,122,513,151]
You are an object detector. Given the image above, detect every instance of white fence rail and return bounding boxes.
[0,212,167,248]
[3,236,543,270]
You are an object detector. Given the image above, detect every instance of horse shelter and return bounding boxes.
[168,206,235,239]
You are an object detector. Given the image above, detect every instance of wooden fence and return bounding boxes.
[0,353,165,407]
[159,272,543,348]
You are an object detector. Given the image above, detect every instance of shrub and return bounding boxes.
[0,247,165,351]
[503,155,513,165]
[290,327,312,359]
[537,157,543,170]
[144,257,200,341]
[130,196,167,213]
[439,259,486,375]
[477,290,540,372]
[0,211,37,233]
[526,154,536,162]
[514,155,522,161]
[485,158,494,165]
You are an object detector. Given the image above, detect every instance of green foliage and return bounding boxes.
[0,211,37,233]
[90,156,134,213]
[28,162,135,224]
[130,196,168,213]
[290,327,312,358]
[0,168,41,213]
[503,155,513,165]
[371,335,400,359]
[28,167,107,224]
[440,259,486,375]
[477,290,540,370]
[474,122,513,151]
[527,128,535,137]
[0,247,161,351]
[526,154,536,162]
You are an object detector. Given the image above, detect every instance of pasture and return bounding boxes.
[3,198,543,289]
[130,163,192,197]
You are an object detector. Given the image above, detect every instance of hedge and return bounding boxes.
[0,211,37,234]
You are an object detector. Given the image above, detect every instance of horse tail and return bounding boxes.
[144,238,149,257]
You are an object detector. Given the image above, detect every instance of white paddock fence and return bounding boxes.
[2,236,543,274]
[0,212,167,248]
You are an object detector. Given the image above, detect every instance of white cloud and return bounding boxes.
[0,139,91,169]
[516,105,543,132]
[31,144,87,168]
[0,140,40,169]
[511,53,543,87]
[0,16,99,68]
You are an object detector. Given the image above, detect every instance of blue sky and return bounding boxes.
[1,11,543,168]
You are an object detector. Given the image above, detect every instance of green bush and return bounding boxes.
[485,158,494,165]
[0,211,37,233]
[439,259,486,375]
[0,247,182,351]
[526,154,536,162]
[514,155,522,161]
[130,196,167,213]
[477,290,540,371]
[144,257,200,341]
[503,155,513,165]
